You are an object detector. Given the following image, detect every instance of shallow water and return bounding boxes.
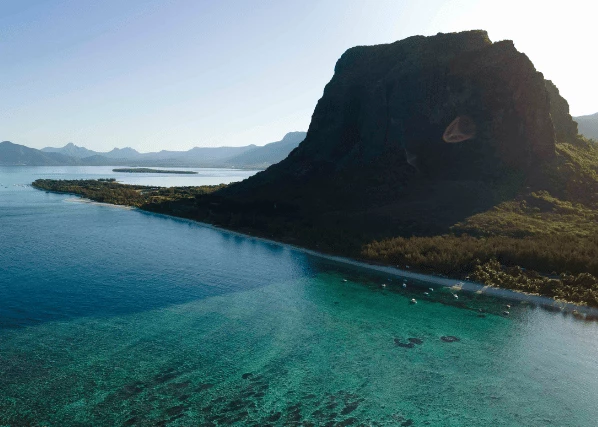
[1,167,598,426]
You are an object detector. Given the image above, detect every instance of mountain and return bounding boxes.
[2,132,305,168]
[222,31,577,214]
[0,141,80,166]
[223,132,307,168]
[574,113,598,140]
[42,142,97,158]
[103,147,142,159]
[175,146,258,166]
[42,144,142,160]
[154,29,582,250]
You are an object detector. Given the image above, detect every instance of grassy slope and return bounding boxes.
[362,139,598,306]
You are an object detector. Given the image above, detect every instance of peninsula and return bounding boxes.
[113,168,198,174]
[33,31,598,308]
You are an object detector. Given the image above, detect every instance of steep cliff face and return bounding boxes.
[223,31,577,210]
[545,79,579,141]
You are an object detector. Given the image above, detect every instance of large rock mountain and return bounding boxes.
[223,31,578,213]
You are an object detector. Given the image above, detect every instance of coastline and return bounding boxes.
[64,197,135,209]
[40,188,598,318]
[129,201,598,318]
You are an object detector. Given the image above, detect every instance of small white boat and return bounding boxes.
[410,299,417,304]
[402,283,407,288]
[381,283,387,288]
[342,279,348,282]
[429,288,434,292]
[423,292,429,296]
[503,311,510,316]
[453,294,459,299]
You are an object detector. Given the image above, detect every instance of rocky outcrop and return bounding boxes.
[545,80,578,141]
[223,31,578,211]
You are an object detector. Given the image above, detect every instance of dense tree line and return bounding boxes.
[32,179,225,208]
[362,139,598,307]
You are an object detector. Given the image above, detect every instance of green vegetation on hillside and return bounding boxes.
[363,139,598,306]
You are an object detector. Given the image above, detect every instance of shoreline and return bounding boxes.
[131,203,598,318]
[43,190,598,318]
[64,197,136,209]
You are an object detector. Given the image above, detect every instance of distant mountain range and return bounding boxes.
[0,132,306,168]
[0,142,81,166]
[574,113,598,140]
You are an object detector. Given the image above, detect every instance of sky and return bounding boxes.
[1,0,596,152]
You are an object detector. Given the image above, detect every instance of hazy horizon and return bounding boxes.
[2,0,596,152]
[31,130,307,154]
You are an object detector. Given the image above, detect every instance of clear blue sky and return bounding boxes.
[1,0,595,152]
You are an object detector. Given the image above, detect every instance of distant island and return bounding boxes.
[113,168,198,174]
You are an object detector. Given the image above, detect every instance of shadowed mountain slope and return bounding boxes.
[219,31,578,232]
[19,30,582,210]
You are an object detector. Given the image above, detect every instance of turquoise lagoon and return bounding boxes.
[1,166,597,426]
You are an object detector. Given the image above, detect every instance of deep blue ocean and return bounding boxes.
[1,166,597,426]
